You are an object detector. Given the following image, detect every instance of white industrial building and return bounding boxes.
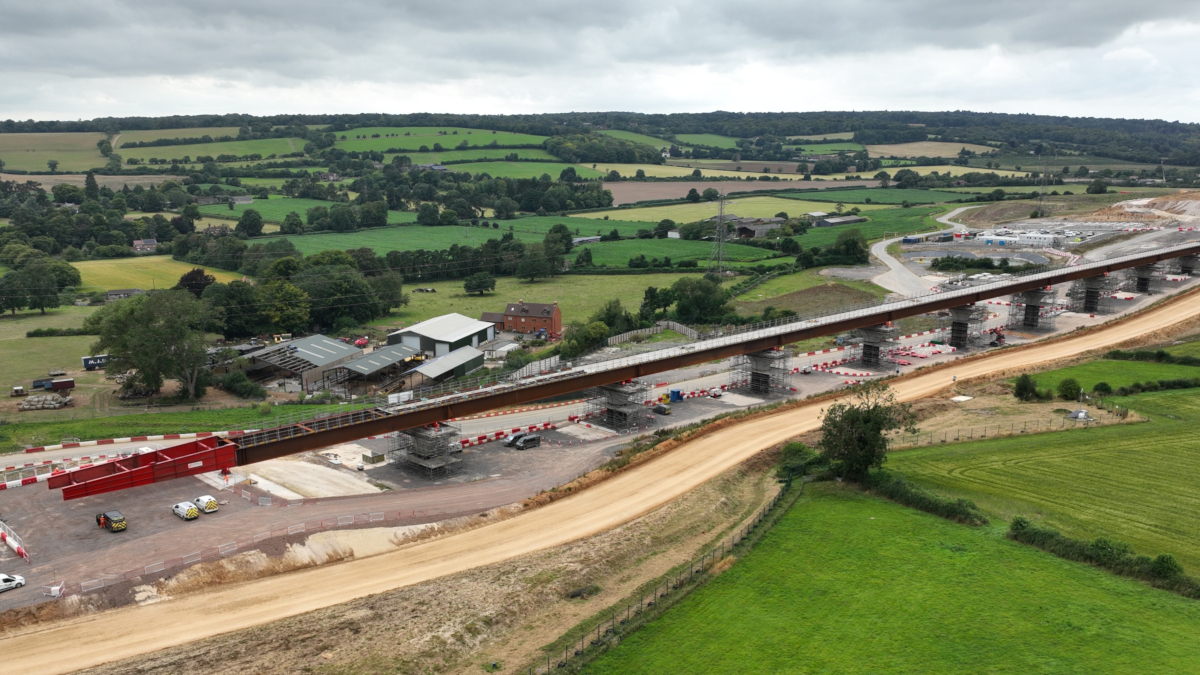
[388,313,495,357]
[1018,232,1062,247]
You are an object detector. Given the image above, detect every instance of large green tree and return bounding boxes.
[259,280,311,334]
[0,272,27,315]
[293,265,379,328]
[818,380,916,480]
[202,280,264,339]
[22,269,60,314]
[464,272,496,295]
[235,208,264,237]
[670,276,730,323]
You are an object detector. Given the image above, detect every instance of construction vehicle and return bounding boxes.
[95,510,127,532]
[273,333,293,343]
[10,386,26,397]
[172,502,200,521]
[354,336,369,348]
[193,495,219,513]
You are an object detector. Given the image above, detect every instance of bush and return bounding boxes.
[1013,373,1038,401]
[865,471,989,526]
[218,370,267,399]
[26,327,96,337]
[1056,377,1082,401]
[1093,381,1113,395]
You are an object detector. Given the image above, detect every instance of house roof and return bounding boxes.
[396,313,494,344]
[414,346,483,379]
[340,344,420,376]
[805,211,828,217]
[256,335,361,371]
[480,312,506,324]
[504,301,559,317]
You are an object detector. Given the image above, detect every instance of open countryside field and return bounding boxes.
[0,132,108,172]
[798,206,940,247]
[1015,359,1200,393]
[788,131,855,140]
[779,187,969,204]
[673,133,740,148]
[73,258,243,291]
[115,127,241,146]
[605,180,876,205]
[827,164,1030,180]
[576,238,781,267]
[734,269,886,317]
[386,147,557,164]
[789,141,865,153]
[334,127,547,152]
[379,272,695,326]
[0,336,97,394]
[578,196,892,223]
[264,224,543,256]
[588,163,801,180]
[121,137,302,162]
[584,485,1200,675]
[598,129,675,150]
[866,140,996,157]
[451,161,605,180]
[510,215,653,237]
[199,196,418,225]
[891,388,1200,572]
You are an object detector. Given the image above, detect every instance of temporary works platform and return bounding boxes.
[1174,254,1200,276]
[730,348,792,393]
[46,437,238,500]
[946,305,988,350]
[854,324,898,369]
[586,381,650,430]
[387,424,462,479]
[1008,288,1058,332]
[1067,274,1121,314]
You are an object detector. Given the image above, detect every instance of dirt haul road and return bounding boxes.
[5,288,1200,675]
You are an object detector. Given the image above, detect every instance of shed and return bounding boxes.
[388,313,495,357]
[250,335,362,389]
[815,215,868,228]
[105,288,145,301]
[230,195,254,205]
[413,346,485,382]
[480,311,506,329]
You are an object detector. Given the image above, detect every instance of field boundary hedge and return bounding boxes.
[865,470,989,525]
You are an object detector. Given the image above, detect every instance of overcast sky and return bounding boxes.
[2,0,1198,123]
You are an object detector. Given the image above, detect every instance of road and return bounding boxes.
[869,205,980,296]
[4,281,1199,674]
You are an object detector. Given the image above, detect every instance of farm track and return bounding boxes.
[6,285,1200,674]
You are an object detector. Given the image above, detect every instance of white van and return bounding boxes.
[193,495,219,513]
[172,502,200,520]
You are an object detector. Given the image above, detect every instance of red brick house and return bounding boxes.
[502,300,562,335]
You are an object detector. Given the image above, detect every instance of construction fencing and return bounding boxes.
[0,520,29,564]
[606,326,664,346]
[889,412,1132,450]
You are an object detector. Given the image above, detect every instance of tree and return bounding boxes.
[88,290,214,400]
[818,380,916,480]
[691,169,702,178]
[780,237,800,255]
[280,211,304,234]
[173,268,216,298]
[235,209,264,237]
[686,188,701,203]
[202,280,263,339]
[1093,381,1113,395]
[574,247,593,266]
[516,243,552,281]
[84,171,100,201]
[47,159,59,173]
[22,269,60,315]
[874,170,891,188]
[292,265,379,328]
[263,256,304,280]
[1014,373,1038,401]
[259,281,311,333]
[0,272,27,315]
[831,228,869,263]
[544,222,573,254]
[1057,377,1082,401]
[329,203,358,232]
[670,276,730,323]
[1086,179,1109,195]
[360,201,389,229]
[416,202,440,226]
[463,272,496,295]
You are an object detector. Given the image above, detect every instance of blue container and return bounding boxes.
[669,389,683,402]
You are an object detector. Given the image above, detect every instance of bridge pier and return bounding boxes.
[730,348,791,394]
[591,381,650,430]
[854,324,897,369]
[1068,275,1118,315]
[1177,254,1200,276]
[1009,289,1057,332]
[947,305,986,350]
[1130,263,1165,294]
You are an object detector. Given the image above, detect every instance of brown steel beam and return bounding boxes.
[237,243,1200,465]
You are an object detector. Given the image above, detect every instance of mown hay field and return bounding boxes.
[583,485,1200,675]
[384,147,557,164]
[578,196,892,223]
[121,137,302,162]
[0,132,108,171]
[787,131,855,141]
[72,257,243,292]
[1013,359,1200,393]
[891,388,1200,572]
[825,164,1029,180]
[334,127,547,152]
[263,224,543,257]
[116,127,241,146]
[865,141,997,157]
[576,238,779,267]
[788,141,865,153]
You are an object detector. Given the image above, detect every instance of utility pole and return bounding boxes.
[707,192,727,276]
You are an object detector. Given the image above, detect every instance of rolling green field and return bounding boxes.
[333,127,547,152]
[583,485,1200,675]
[577,238,780,267]
[198,196,418,225]
[789,141,865,153]
[787,132,855,141]
[263,225,543,256]
[385,147,557,164]
[737,267,887,303]
[578,196,891,223]
[446,161,605,180]
[673,133,741,148]
[1014,359,1200,393]
[73,258,243,291]
[778,188,968,205]
[597,129,676,150]
[116,127,241,146]
[865,141,997,158]
[0,335,97,393]
[121,137,302,162]
[0,132,108,171]
[379,272,694,326]
[824,164,1028,180]
[891,388,1200,572]
[586,162,801,180]
[793,206,940,248]
[510,215,653,237]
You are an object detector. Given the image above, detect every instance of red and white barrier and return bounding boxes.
[0,520,29,563]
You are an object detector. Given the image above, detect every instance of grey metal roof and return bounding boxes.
[396,313,493,344]
[340,344,420,376]
[415,346,483,379]
[257,335,360,371]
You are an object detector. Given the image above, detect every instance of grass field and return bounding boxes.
[384,147,557,164]
[865,141,997,158]
[121,137,302,163]
[577,196,892,223]
[789,141,865,153]
[597,130,676,150]
[577,238,780,267]
[262,225,545,256]
[1014,359,1200,393]
[792,206,940,249]
[825,164,1029,180]
[0,335,97,393]
[377,272,694,326]
[446,161,605,180]
[673,133,741,148]
[787,131,855,141]
[509,215,653,237]
[73,257,243,291]
[333,127,547,153]
[891,388,1200,572]
[198,196,418,225]
[733,269,886,317]
[583,485,1200,675]
[115,127,241,146]
[0,132,108,172]
[586,163,801,180]
[778,188,967,205]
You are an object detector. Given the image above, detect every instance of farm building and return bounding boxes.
[230,195,254,205]
[323,343,422,392]
[502,300,562,335]
[412,346,485,384]
[105,288,145,301]
[815,215,867,228]
[480,311,506,329]
[572,236,602,245]
[132,238,158,252]
[388,313,495,357]
[482,339,521,359]
[194,196,221,206]
[248,335,362,390]
[666,228,681,239]
[737,223,783,238]
[417,163,449,172]
[805,211,828,218]
[204,224,231,236]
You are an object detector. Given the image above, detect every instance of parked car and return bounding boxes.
[503,432,530,447]
[799,366,813,375]
[709,388,723,398]
[652,403,672,415]
[514,434,541,450]
[0,574,25,592]
[172,502,200,521]
[193,495,219,513]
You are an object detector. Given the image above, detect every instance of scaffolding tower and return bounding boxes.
[947,305,988,350]
[729,349,792,394]
[387,424,462,479]
[1067,274,1120,315]
[585,381,651,430]
[1127,263,1165,295]
[853,324,898,369]
[1007,289,1058,332]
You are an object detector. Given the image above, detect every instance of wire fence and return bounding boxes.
[889,409,1132,450]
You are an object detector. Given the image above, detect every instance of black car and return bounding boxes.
[503,432,530,447]
[514,434,541,450]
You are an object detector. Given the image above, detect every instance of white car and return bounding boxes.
[0,574,26,592]
[193,495,219,513]
[172,502,200,520]
[709,388,723,398]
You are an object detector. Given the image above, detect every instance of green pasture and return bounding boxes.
[121,137,302,163]
[583,485,1200,675]
[386,147,557,164]
[597,130,676,150]
[263,225,543,257]
[891,387,1200,572]
[0,132,108,172]
[72,257,243,292]
[789,141,865,153]
[737,267,887,303]
[511,215,652,237]
[333,127,547,153]
[116,127,241,146]
[1013,359,1200,393]
[787,131,855,141]
[446,161,605,180]
[579,196,890,223]
[198,196,417,225]
[792,206,940,248]
[673,133,741,149]
[577,239,779,267]
[778,188,967,205]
